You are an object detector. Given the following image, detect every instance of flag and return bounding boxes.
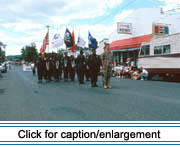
[88,32,97,49]
[77,36,86,48]
[72,30,75,53]
[51,33,64,48]
[64,28,73,48]
[40,30,49,57]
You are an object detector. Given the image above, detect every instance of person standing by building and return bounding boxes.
[76,50,86,84]
[88,48,101,87]
[101,43,113,89]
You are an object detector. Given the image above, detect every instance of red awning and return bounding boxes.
[110,34,152,50]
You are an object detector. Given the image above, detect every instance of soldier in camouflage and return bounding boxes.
[101,43,113,89]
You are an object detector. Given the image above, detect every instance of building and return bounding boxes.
[109,8,180,64]
[110,34,152,63]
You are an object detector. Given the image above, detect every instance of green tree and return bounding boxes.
[0,42,5,62]
[21,43,38,62]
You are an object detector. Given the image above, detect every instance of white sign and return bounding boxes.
[117,22,132,34]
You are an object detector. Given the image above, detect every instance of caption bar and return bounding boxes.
[0,122,180,145]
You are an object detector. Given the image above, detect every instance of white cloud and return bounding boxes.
[105,0,123,9]
[2,20,44,32]
[0,0,123,25]
[0,0,125,55]
[114,10,134,22]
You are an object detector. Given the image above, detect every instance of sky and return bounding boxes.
[0,0,179,55]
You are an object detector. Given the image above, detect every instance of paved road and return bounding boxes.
[0,65,180,121]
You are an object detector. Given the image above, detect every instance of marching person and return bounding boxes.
[88,48,101,87]
[37,55,44,83]
[85,55,90,81]
[45,57,52,82]
[76,50,86,84]
[58,56,63,81]
[63,52,71,81]
[42,57,47,81]
[54,56,60,82]
[101,43,113,89]
[70,55,76,81]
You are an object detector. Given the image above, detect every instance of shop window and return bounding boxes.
[163,45,171,54]
[140,45,150,56]
[154,45,171,55]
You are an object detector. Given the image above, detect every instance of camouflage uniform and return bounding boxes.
[101,51,113,86]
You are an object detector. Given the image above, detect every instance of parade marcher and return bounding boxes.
[88,48,101,87]
[51,57,56,80]
[70,55,76,81]
[45,57,52,82]
[101,43,113,89]
[55,56,63,81]
[53,56,59,82]
[42,57,47,81]
[37,56,44,83]
[76,50,86,84]
[85,55,90,81]
[63,52,71,81]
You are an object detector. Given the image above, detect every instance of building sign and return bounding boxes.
[152,24,169,35]
[117,23,132,34]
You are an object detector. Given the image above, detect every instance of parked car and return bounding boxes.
[0,63,7,73]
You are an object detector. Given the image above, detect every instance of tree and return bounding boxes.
[21,44,38,62]
[0,42,6,62]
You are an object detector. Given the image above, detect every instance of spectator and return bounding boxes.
[131,69,141,80]
[140,67,149,80]
[123,64,130,78]
[117,63,125,78]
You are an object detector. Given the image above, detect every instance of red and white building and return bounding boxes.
[109,8,180,64]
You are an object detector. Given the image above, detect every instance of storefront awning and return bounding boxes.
[112,48,139,52]
[110,34,152,51]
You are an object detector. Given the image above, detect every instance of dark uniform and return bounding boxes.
[37,58,44,83]
[59,57,63,80]
[85,56,90,81]
[88,51,101,87]
[45,58,53,82]
[63,54,71,81]
[76,51,86,84]
[70,55,76,81]
[42,58,47,80]
[54,57,63,81]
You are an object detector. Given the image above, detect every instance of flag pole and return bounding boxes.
[46,25,50,53]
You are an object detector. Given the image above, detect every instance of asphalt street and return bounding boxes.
[0,65,180,121]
